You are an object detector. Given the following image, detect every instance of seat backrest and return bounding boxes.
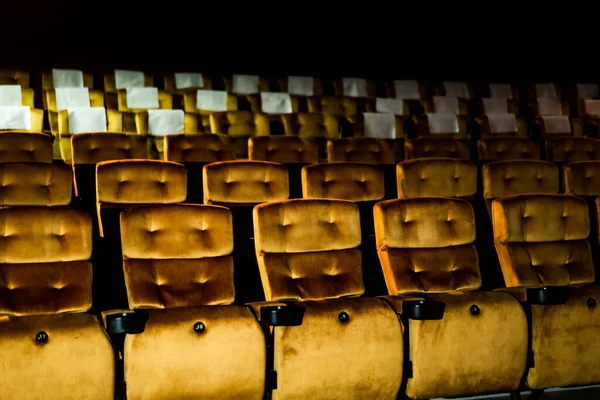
[563,161,600,197]
[282,112,339,139]
[165,133,236,163]
[397,158,477,198]
[209,111,270,137]
[483,160,559,200]
[120,204,235,309]
[0,70,29,87]
[307,96,358,117]
[71,133,148,164]
[328,137,395,164]
[249,136,318,164]
[302,162,384,202]
[540,116,572,137]
[536,97,563,116]
[203,160,289,205]
[374,197,481,294]
[0,132,52,163]
[418,114,468,138]
[480,114,522,137]
[0,163,72,206]
[253,198,364,301]
[0,207,93,316]
[96,160,187,235]
[478,137,540,162]
[546,137,600,162]
[405,137,470,160]
[493,194,593,287]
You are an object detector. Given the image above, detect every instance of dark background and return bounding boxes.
[2,3,590,83]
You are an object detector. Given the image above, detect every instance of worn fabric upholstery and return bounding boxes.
[282,112,340,139]
[120,204,266,399]
[482,160,559,215]
[249,136,318,164]
[405,138,470,160]
[203,160,289,205]
[253,199,403,399]
[0,162,72,206]
[546,137,600,162]
[327,138,395,164]
[397,158,477,198]
[71,133,148,164]
[165,134,236,163]
[564,161,600,196]
[0,207,114,399]
[96,160,187,236]
[493,194,600,389]
[210,111,270,137]
[0,132,52,163]
[302,162,384,202]
[478,137,540,161]
[375,197,528,398]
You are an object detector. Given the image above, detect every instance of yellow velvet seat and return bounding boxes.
[0,70,29,86]
[164,72,212,94]
[482,160,559,217]
[0,162,72,206]
[70,133,148,205]
[116,88,174,133]
[404,137,470,160]
[0,107,44,133]
[306,96,364,122]
[253,198,404,399]
[0,207,114,399]
[417,114,468,138]
[327,137,396,164]
[375,197,528,399]
[95,160,187,310]
[0,131,52,163]
[546,137,600,163]
[164,133,236,202]
[493,194,600,390]
[210,111,270,157]
[302,162,384,202]
[183,91,238,131]
[564,161,600,197]
[103,70,154,110]
[118,204,266,399]
[478,137,541,162]
[397,158,477,198]
[45,88,105,134]
[223,74,271,112]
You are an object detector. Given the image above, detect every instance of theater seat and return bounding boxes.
[375,197,528,399]
[546,137,600,163]
[397,158,477,198]
[417,114,468,138]
[165,133,236,202]
[478,137,541,163]
[183,90,238,131]
[0,132,52,163]
[253,199,404,399]
[0,207,114,399]
[493,194,600,391]
[115,204,266,399]
[482,160,559,216]
[0,162,72,206]
[404,137,470,160]
[210,111,270,157]
[203,160,290,303]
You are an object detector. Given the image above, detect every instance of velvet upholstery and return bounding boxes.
[253,199,403,399]
[119,204,266,399]
[397,158,477,198]
[203,160,289,205]
[249,136,319,164]
[327,138,396,164]
[546,137,600,162]
[375,197,529,399]
[307,96,359,119]
[282,113,340,139]
[210,111,270,137]
[563,161,600,196]
[0,70,29,87]
[417,114,468,138]
[302,162,384,202]
[405,138,470,160]
[0,206,114,399]
[45,88,104,134]
[71,133,148,165]
[0,162,72,206]
[478,137,541,162]
[165,133,236,163]
[492,194,600,389]
[0,132,52,163]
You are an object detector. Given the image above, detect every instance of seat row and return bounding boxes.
[2,172,599,399]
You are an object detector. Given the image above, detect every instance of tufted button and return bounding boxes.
[588,297,597,308]
[193,321,206,333]
[338,311,350,323]
[469,305,480,316]
[36,331,49,344]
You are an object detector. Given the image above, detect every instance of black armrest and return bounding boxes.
[260,304,305,326]
[106,312,149,336]
[526,286,571,305]
[402,300,446,320]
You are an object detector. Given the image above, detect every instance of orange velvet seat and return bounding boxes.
[404,137,470,160]
[493,194,600,390]
[0,162,72,206]
[375,197,528,399]
[253,199,404,399]
[546,137,600,163]
[397,158,477,199]
[0,207,114,399]
[0,132,52,163]
[117,204,266,399]
[478,137,541,162]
